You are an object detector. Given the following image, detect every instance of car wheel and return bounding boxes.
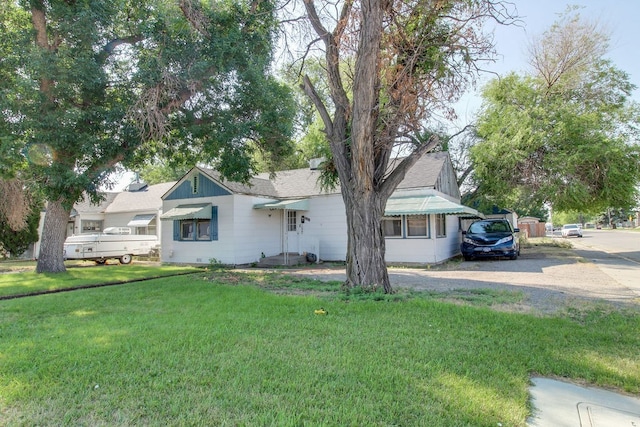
[119,254,132,264]
[510,254,518,260]
[463,255,473,261]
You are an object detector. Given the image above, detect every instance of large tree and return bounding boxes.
[296,0,513,292]
[0,0,295,272]
[471,11,640,214]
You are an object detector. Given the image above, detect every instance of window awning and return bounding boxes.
[385,195,484,218]
[127,214,156,227]
[254,199,309,211]
[159,203,211,220]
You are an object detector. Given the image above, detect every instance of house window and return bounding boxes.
[287,211,297,231]
[435,214,446,238]
[173,206,218,242]
[407,215,428,237]
[181,221,194,240]
[382,216,402,237]
[81,220,103,233]
[196,219,210,240]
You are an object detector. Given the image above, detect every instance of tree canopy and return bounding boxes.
[470,11,640,214]
[0,0,296,272]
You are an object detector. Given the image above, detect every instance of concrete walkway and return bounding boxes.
[528,377,640,426]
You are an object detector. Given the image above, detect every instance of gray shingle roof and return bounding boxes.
[394,151,447,190]
[261,151,448,198]
[187,151,451,199]
[105,181,176,213]
[72,192,119,214]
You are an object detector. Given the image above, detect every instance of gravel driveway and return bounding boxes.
[285,243,640,314]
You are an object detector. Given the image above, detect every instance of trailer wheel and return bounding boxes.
[119,254,132,265]
[95,259,107,265]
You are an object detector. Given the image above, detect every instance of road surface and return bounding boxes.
[568,229,640,298]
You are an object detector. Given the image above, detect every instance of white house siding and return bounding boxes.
[301,194,348,262]
[443,215,463,260]
[384,214,462,264]
[385,238,433,264]
[231,196,282,265]
[161,195,236,265]
[103,212,132,231]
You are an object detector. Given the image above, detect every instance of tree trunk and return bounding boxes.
[36,199,69,273]
[343,191,392,293]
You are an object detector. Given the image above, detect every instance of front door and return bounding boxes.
[286,210,299,254]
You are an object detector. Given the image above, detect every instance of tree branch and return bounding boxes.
[379,135,440,200]
[301,75,333,135]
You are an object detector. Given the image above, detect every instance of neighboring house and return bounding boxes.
[159,152,482,266]
[66,192,119,237]
[102,181,175,237]
[34,182,174,258]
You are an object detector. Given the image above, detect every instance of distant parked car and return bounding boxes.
[561,224,583,238]
[461,219,520,261]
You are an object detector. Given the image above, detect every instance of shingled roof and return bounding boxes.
[72,192,119,214]
[200,151,450,199]
[105,181,176,213]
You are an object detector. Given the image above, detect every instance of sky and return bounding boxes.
[454,0,640,124]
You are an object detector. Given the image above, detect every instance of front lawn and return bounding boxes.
[0,263,200,298]
[1,270,638,426]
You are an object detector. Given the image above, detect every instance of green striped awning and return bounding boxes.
[159,204,211,220]
[254,199,309,211]
[385,195,483,217]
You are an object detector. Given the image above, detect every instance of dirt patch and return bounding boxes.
[281,244,640,315]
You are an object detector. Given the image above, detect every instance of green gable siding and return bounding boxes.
[165,173,231,200]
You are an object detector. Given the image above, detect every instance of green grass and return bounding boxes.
[0,263,200,298]
[1,269,638,426]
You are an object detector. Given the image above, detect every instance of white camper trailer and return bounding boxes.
[63,227,159,264]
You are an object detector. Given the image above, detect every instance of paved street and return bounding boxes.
[565,229,640,299]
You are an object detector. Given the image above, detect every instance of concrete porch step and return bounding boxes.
[256,253,310,267]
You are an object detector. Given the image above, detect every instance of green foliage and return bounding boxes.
[473,70,640,213]
[0,0,294,213]
[137,160,191,185]
[0,203,41,257]
[469,12,640,215]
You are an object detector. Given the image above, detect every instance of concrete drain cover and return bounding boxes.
[528,377,640,426]
[577,402,640,426]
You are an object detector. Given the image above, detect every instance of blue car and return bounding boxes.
[461,219,520,261]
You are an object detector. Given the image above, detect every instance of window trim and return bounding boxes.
[406,214,429,238]
[382,216,403,238]
[435,213,447,238]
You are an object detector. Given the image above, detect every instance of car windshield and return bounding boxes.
[468,221,512,234]
[563,224,578,229]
